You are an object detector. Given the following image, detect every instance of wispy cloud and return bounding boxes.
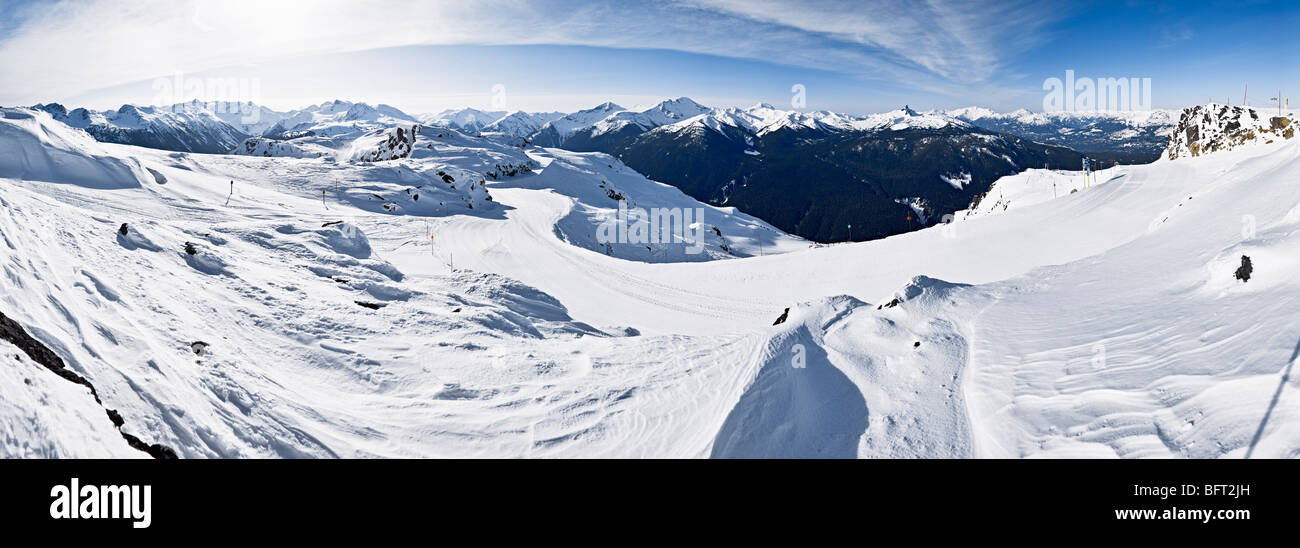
[1157,22,1194,47]
[683,0,1061,84]
[0,0,1067,105]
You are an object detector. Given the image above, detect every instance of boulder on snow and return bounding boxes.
[1234,255,1253,282]
[772,307,790,325]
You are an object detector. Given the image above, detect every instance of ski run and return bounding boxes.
[1,103,1298,459]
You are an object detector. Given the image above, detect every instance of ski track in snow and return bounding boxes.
[2,106,1299,458]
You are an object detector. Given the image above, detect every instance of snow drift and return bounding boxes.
[0,108,148,189]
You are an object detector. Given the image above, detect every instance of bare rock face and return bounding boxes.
[1166,104,1296,160]
[1,310,178,459]
[350,124,422,162]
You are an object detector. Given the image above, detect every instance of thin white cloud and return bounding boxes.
[0,0,1066,105]
[684,0,1063,83]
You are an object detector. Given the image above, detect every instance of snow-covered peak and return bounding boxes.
[649,97,709,118]
[946,106,998,121]
[164,100,287,135]
[311,99,355,115]
[947,106,1180,128]
[262,100,420,142]
[30,102,250,153]
[482,110,550,137]
[660,103,963,138]
[584,98,713,137]
[420,108,508,131]
[343,103,417,123]
[848,107,965,132]
[537,102,628,141]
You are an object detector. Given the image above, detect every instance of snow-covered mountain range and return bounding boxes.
[20,96,1179,163]
[9,97,1271,246]
[597,103,1084,242]
[945,106,1179,160]
[31,102,250,154]
[2,101,1298,459]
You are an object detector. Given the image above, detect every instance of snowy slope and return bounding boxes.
[237,101,426,160]
[953,163,1129,221]
[0,109,151,189]
[529,102,625,146]
[481,110,566,137]
[585,97,712,137]
[2,102,1299,459]
[31,103,249,154]
[166,100,289,136]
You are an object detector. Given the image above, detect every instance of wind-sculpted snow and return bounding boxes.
[513,149,807,261]
[2,102,1299,458]
[0,108,148,189]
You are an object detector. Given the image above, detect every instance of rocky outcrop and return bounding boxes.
[1166,104,1295,160]
[0,310,178,459]
[349,125,422,162]
[1235,255,1253,282]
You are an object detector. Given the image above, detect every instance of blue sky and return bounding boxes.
[0,0,1296,115]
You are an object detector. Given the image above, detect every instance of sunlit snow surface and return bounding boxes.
[2,106,1298,458]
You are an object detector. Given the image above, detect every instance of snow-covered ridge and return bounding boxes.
[946,106,1178,128]
[30,102,249,154]
[585,97,712,137]
[945,106,1179,157]
[1165,103,1296,159]
[657,103,965,141]
[0,108,152,188]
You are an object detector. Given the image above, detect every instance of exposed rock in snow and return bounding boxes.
[237,137,330,158]
[1166,104,1295,159]
[1235,255,1253,282]
[347,125,422,162]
